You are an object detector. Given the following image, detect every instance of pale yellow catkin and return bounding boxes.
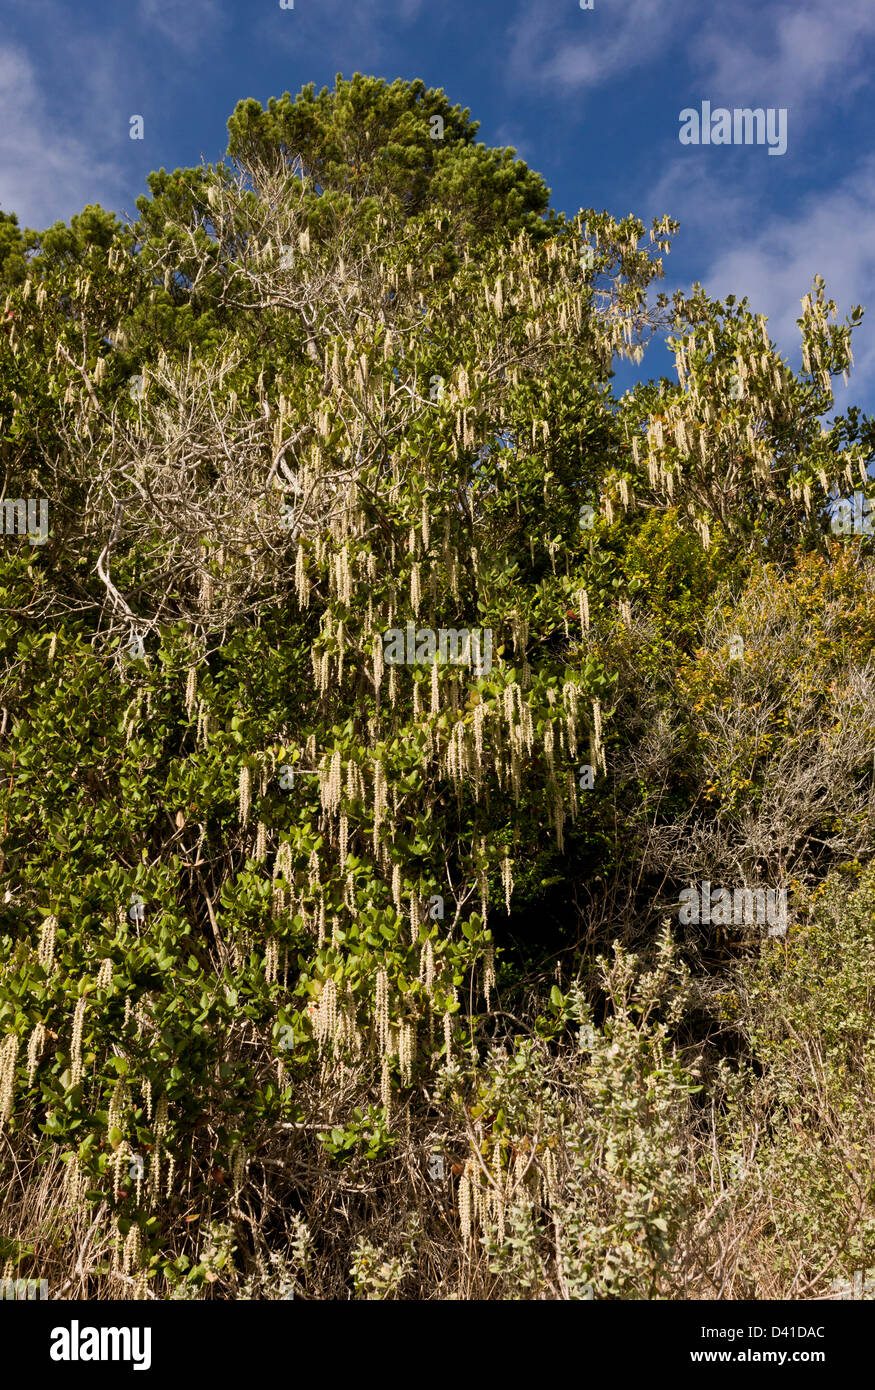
[392,863,402,914]
[315,979,337,1049]
[70,996,87,1088]
[458,1161,473,1246]
[399,1022,414,1084]
[185,667,197,718]
[502,854,514,914]
[0,1034,19,1128]
[380,1056,391,1112]
[265,938,279,985]
[376,969,389,1055]
[26,1022,45,1086]
[122,1223,140,1278]
[108,1078,127,1134]
[239,765,252,826]
[149,1144,161,1200]
[63,1154,82,1210]
[578,590,590,634]
[483,944,495,1010]
[420,939,435,996]
[38,914,58,973]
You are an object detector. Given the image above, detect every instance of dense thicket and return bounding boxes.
[1,74,873,1299]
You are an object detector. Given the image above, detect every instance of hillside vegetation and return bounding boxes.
[1,75,874,1300]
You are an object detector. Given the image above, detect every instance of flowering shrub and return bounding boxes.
[1,74,873,1300]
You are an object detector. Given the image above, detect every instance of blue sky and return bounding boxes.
[2,0,873,415]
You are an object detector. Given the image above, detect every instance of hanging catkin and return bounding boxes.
[372,633,384,693]
[392,863,403,914]
[239,765,252,826]
[308,847,321,894]
[375,969,389,1056]
[0,1034,18,1129]
[70,996,87,1088]
[322,750,342,817]
[483,943,495,1009]
[264,939,279,985]
[26,1022,45,1086]
[553,789,565,851]
[458,1161,473,1245]
[473,699,485,768]
[372,760,387,852]
[578,590,590,634]
[380,1057,391,1113]
[420,938,435,997]
[38,914,58,973]
[563,683,579,758]
[315,980,337,1049]
[502,854,514,914]
[592,699,606,773]
[399,1023,414,1084]
[295,543,310,607]
[543,720,554,769]
[185,667,197,718]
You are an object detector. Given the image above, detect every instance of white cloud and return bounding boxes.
[645,156,756,247]
[0,43,124,228]
[506,0,689,93]
[646,155,875,413]
[692,0,875,108]
[137,0,229,54]
[505,0,875,136]
[492,123,536,165]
